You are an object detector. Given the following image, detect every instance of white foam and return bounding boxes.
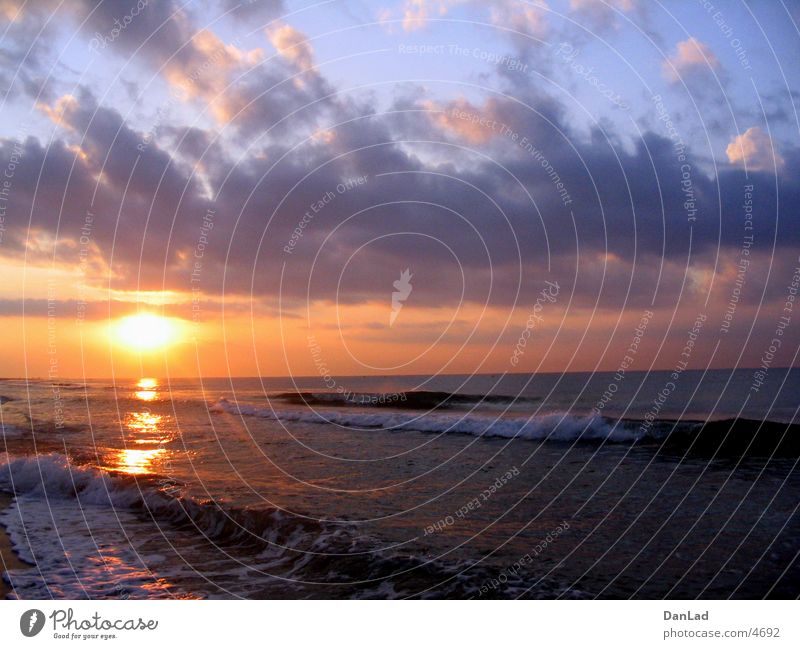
[0,454,182,598]
[0,453,147,507]
[0,450,599,599]
[0,493,182,599]
[0,454,365,599]
[211,398,648,442]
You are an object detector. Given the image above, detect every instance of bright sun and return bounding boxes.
[115,314,179,351]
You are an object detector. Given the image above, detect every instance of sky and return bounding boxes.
[0,0,798,378]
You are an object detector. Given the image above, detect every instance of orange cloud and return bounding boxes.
[165,29,263,101]
[0,0,22,21]
[158,29,263,124]
[267,23,315,72]
[427,98,501,144]
[311,129,337,145]
[726,126,785,172]
[36,94,79,129]
[663,37,719,82]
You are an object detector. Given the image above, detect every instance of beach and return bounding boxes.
[0,491,31,599]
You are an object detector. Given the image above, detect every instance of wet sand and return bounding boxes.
[1,492,31,598]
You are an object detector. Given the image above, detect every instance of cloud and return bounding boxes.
[398,0,547,35]
[35,94,79,129]
[490,1,549,39]
[570,0,635,10]
[401,0,460,31]
[215,0,284,22]
[0,0,64,102]
[425,98,502,144]
[27,1,264,123]
[163,28,263,100]
[663,37,719,83]
[1,1,799,345]
[0,0,21,21]
[11,86,211,291]
[267,23,315,72]
[41,2,327,132]
[10,77,800,316]
[726,126,785,172]
[0,0,798,376]
[568,0,636,29]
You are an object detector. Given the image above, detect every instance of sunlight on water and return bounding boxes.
[135,377,159,402]
[107,385,174,476]
[113,448,166,476]
[128,410,164,435]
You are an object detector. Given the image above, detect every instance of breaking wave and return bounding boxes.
[0,453,587,599]
[213,397,646,442]
[212,398,800,457]
[272,390,539,410]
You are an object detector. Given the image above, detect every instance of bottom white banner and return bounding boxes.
[0,600,796,648]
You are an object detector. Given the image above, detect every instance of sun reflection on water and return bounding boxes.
[135,377,159,402]
[108,380,175,476]
[128,410,163,435]
[114,448,166,475]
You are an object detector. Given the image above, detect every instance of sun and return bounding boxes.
[115,314,179,351]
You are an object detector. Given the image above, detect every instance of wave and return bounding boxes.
[0,453,583,599]
[213,399,800,457]
[213,397,643,442]
[272,390,538,410]
[0,453,341,549]
[656,418,800,458]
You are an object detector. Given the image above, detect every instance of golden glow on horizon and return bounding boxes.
[115,314,180,351]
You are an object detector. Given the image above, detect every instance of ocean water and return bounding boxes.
[0,369,798,599]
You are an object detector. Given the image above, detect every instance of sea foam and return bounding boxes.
[211,397,649,442]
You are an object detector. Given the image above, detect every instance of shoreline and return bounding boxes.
[0,492,31,599]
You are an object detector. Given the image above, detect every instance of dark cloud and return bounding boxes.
[1,72,799,319]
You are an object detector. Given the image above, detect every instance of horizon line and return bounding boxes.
[6,366,797,382]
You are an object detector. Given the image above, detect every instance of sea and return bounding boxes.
[1,369,798,599]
